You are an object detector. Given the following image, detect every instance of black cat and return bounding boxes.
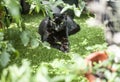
[38,13,80,52]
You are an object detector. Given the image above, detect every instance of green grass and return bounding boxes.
[7,13,106,76]
[8,14,70,67]
[0,13,108,82]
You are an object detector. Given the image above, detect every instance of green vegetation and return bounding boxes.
[1,0,113,82]
[0,13,106,82]
[8,13,106,66]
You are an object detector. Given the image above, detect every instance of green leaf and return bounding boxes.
[0,51,10,67]
[42,42,51,49]
[35,4,40,13]
[0,32,4,41]
[60,5,72,14]
[104,70,112,79]
[20,31,30,46]
[74,8,81,17]
[3,0,21,23]
[29,4,36,14]
[35,65,50,82]
[30,39,39,48]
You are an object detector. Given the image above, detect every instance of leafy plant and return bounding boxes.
[61,0,85,17]
[25,0,64,18]
[20,28,40,48]
[0,0,22,68]
[89,53,120,82]
[0,0,41,68]
[0,54,88,82]
[0,31,19,68]
[0,0,21,27]
[1,60,31,82]
[25,0,85,17]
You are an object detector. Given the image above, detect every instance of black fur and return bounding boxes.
[39,13,80,52]
[20,0,30,14]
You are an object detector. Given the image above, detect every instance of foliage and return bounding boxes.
[0,31,18,68]
[1,52,120,82]
[89,53,120,82]
[0,0,86,67]
[0,55,88,82]
[3,52,120,82]
[1,60,31,82]
[2,52,120,82]
[86,53,120,82]
[0,0,21,27]
[20,28,40,48]
[61,0,85,17]
[0,0,40,67]
[26,0,64,17]
[0,0,115,82]
[0,0,22,67]
[26,0,85,17]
